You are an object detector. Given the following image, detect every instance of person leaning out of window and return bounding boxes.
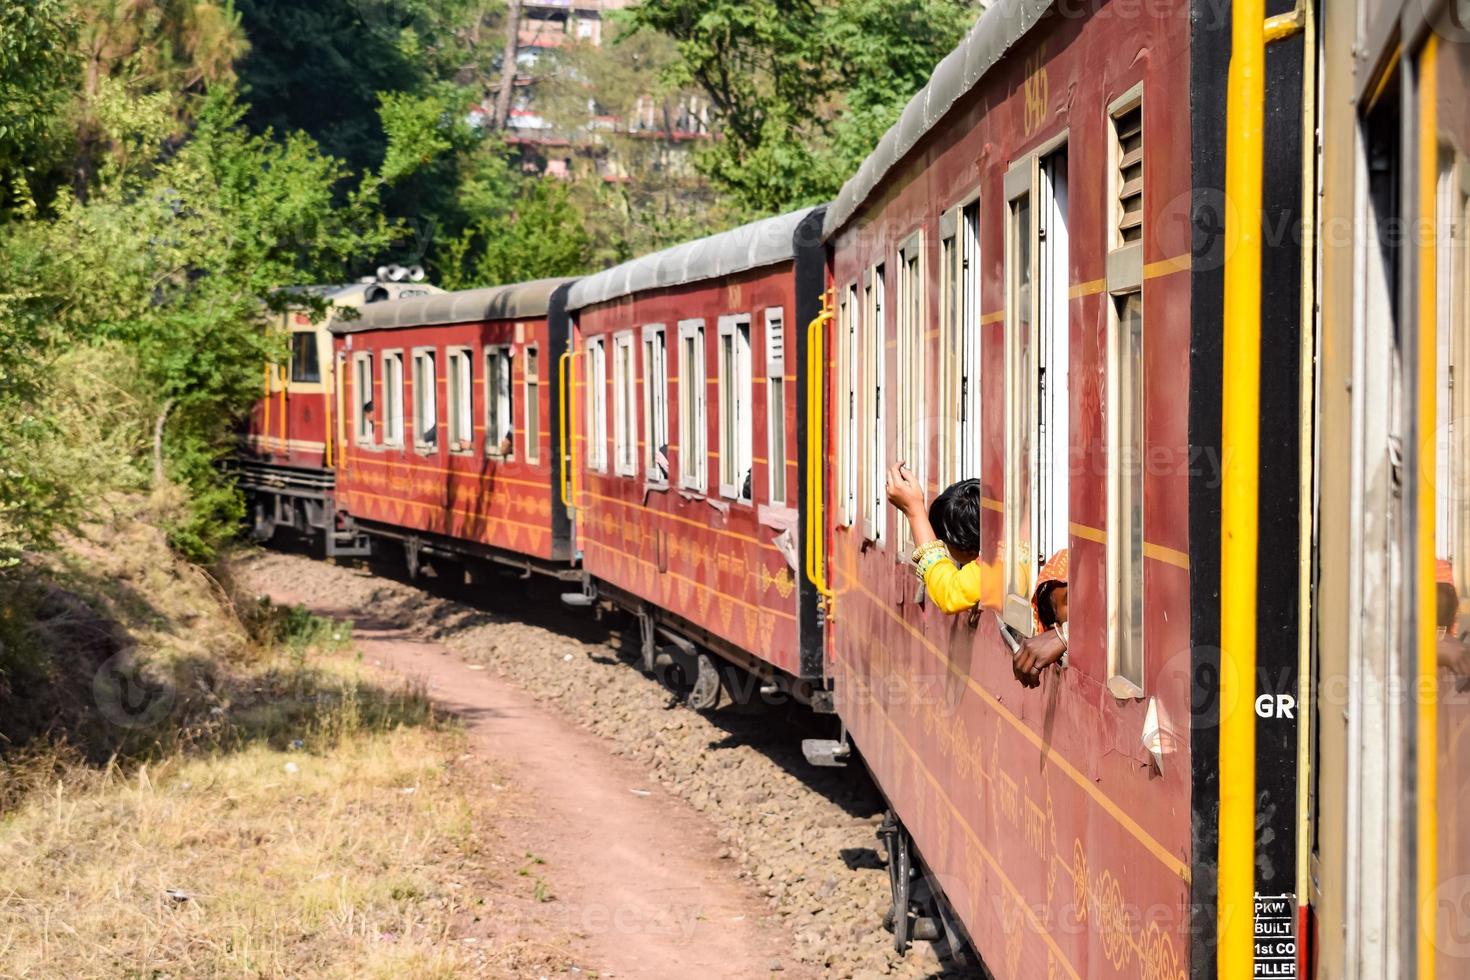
[886,462,1068,688]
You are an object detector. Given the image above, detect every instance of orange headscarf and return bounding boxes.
[1032,548,1069,633]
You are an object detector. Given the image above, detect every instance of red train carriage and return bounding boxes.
[565,208,830,704]
[240,278,438,551]
[327,279,580,579]
[811,1,1313,976]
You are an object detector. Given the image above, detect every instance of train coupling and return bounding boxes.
[801,737,850,767]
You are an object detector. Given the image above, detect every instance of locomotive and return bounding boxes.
[241,0,1470,977]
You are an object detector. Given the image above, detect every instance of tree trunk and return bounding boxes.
[153,398,177,487]
[493,0,522,129]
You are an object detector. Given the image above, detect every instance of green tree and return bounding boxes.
[624,0,979,213]
[0,0,78,218]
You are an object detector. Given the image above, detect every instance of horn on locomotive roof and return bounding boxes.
[408,265,426,282]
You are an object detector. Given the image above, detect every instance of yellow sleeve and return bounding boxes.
[921,557,1003,615]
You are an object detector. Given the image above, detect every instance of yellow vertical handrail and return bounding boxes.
[276,364,287,447]
[805,292,834,599]
[324,342,334,470]
[1218,0,1265,975]
[559,348,578,509]
[1416,33,1440,980]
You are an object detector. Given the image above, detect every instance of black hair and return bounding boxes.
[928,479,981,554]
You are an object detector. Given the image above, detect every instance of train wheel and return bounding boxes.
[878,811,913,954]
[250,497,276,544]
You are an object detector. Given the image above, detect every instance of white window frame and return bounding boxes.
[863,265,887,543]
[939,200,982,488]
[1003,140,1069,635]
[612,330,638,476]
[523,345,541,463]
[585,336,608,472]
[382,350,405,448]
[839,284,858,525]
[1107,88,1146,695]
[485,345,514,460]
[352,351,375,446]
[717,314,753,501]
[642,324,670,486]
[411,348,438,452]
[677,318,708,493]
[446,346,474,452]
[896,237,925,553]
[764,307,788,506]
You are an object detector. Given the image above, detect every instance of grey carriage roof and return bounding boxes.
[330,277,576,334]
[822,0,1055,239]
[565,206,822,312]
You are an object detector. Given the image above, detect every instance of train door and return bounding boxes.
[1316,4,1470,976]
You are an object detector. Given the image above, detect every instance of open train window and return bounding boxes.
[939,201,981,488]
[678,319,707,493]
[446,348,474,452]
[896,238,924,552]
[1004,144,1069,635]
[764,308,787,506]
[411,348,438,452]
[585,336,608,472]
[523,346,540,463]
[717,315,753,501]
[642,325,669,484]
[1107,88,1145,692]
[838,284,858,526]
[382,351,404,447]
[485,346,514,459]
[612,331,637,477]
[1435,150,1469,619]
[290,331,321,384]
[352,351,374,446]
[864,264,887,543]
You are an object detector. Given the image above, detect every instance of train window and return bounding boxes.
[642,325,669,484]
[523,346,540,463]
[411,348,438,452]
[939,202,982,488]
[764,308,787,506]
[1003,146,1070,634]
[678,319,707,493]
[585,336,608,472]
[290,332,321,384]
[839,283,858,526]
[352,351,374,445]
[1436,151,1469,623]
[485,346,513,458]
[382,351,404,447]
[896,239,924,552]
[612,332,637,477]
[717,315,753,502]
[864,265,887,543]
[1109,292,1145,690]
[446,348,474,452]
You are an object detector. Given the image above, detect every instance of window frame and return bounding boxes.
[642,324,670,487]
[290,330,323,385]
[939,198,982,488]
[896,235,925,553]
[445,346,475,453]
[677,318,708,494]
[381,349,406,448]
[1002,136,1070,636]
[585,335,608,472]
[838,283,859,526]
[863,264,887,544]
[352,350,375,446]
[523,345,541,464]
[764,307,788,506]
[1106,87,1147,695]
[410,347,439,454]
[716,314,753,502]
[484,344,515,460]
[612,330,638,477]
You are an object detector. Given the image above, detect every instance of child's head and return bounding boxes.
[929,479,981,565]
[1033,548,1070,630]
